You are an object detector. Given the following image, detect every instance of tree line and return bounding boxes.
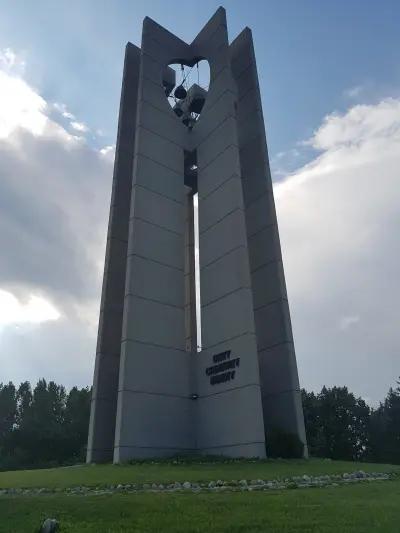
[0,378,399,470]
[0,379,90,470]
[302,382,400,464]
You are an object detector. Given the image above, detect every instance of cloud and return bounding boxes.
[0,69,47,138]
[270,145,315,182]
[310,98,400,151]
[53,102,75,120]
[275,97,400,404]
[0,290,60,327]
[0,48,113,388]
[53,103,90,137]
[339,315,361,331]
[0,48,26,74]
[343,85,364,99]
[70,120,89,133]
[99,144,115,159]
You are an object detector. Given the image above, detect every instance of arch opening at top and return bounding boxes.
[163,58,210,130]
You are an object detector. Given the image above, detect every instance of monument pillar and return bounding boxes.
[87,7,307,463]
[87,43,140,463]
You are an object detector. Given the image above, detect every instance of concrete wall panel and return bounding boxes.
[87,397,118,462]
[119,340,191,397]
[96,309,124,356]
[201,442,266,458]
[114,392,193,453]
[194,91,236,147]
[200,246,251,307]
[254,300,293,351]
[125,254,184,307]
[133,154,184,204]
[134,126,182,174]
[198,145,241,198]
[201,288,255,349]
[245,191,276,238]
[127,218,184,271]
[239,137,271,206]
[199,67,233,116]
[232,28,307,454]
[197,116,238,170]
[199,209,247,268]
[122,294,185,350]
[87,45,140,464]
[91,353,121,400]
[262,389,307,446]
[237,110,266,148]
[130,185,184,236]
[198,176,243,234]
[258,343,300,395]
[251,260,287,309]
[248,224,280,273]
[138,100,185,148]
[196,385,265,454]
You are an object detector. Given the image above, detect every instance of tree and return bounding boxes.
[20,379,67,463]
[1,376,400,470]
[62,386,91,461]
[302,386,370,461]
[0,383,17,441]
[370,378,400,464]
[301,389,323,456]
[16,381,32,425]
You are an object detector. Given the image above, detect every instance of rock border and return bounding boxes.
[0,471,395,496]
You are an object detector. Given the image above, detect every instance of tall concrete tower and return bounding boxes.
[87,7,307,463]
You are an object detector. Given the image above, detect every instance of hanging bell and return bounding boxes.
[182,115,195,128]
[189,95,205,114]
[174,85,187,100]
[173,100,184,117]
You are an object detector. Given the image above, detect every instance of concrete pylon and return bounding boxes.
[87,7,307,463]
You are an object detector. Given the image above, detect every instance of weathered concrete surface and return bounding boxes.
[87,7,307,463]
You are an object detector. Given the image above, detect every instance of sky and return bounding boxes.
[0,1,399,405]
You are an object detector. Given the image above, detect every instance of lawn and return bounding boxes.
[1,458,399,489]
[1,479,400,532]
[1,459,400,532]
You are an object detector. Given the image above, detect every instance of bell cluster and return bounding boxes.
[172,83,207,128]
[163,64,207,129]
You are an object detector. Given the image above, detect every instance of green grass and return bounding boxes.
[1,458,399,489]
[1,479,400,532]
[1,459,399,532]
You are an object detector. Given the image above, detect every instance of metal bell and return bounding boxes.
[174,85,187,99]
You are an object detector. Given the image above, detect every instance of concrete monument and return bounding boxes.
[87,7,307,463]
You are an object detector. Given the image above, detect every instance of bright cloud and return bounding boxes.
[70,120,89,133]
[275,97,400,403]
[0,48,112,387]
[99,145,115,162]
[0,69,47,138]
[311,97,400,151]
[0,48,17,70]
[0,48,26,74]
[0,290,60,326]
[0,49,89,143]
[53,102,75,120]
